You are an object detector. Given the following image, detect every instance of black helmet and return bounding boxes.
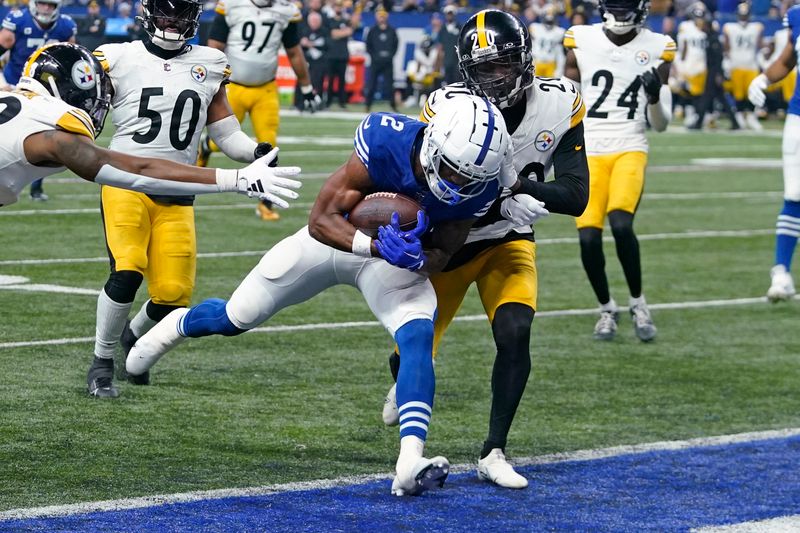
[140,0,203,44]
[457,10,534,109]
[599,0,650,35]
[18,43,111,137]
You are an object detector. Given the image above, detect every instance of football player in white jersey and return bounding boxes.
[723,2,764,130]
[0,43,298,208]
[199,0,320,221]
[764,26,796,107]
[675,3,709,124]
[383,10,589,489]
[529,6,566,78]
[564,0,674,341]
[87,0,297,398]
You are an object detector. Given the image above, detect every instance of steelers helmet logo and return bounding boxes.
[535,130,555,152]
[71,60,96,90]
[191,65,207,83]
[635,50,650,65]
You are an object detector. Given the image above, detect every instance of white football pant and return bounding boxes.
[783,114,800,201]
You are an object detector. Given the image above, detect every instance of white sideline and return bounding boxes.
[1,426,798,521]
[0,228,775,267]
[0,294,789,350]
[693,515,800,532]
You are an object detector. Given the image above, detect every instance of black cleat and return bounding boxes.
[119,320,149,385]
[87,356,120,398]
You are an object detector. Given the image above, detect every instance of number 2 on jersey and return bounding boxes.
[586,69,641,120]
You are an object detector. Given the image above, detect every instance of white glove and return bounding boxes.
[216,147,302,208]
[500,194,549,226]
[748,73,769,107]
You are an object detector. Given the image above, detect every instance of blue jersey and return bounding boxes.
[1,9,77,85]
[785,6,800,116]
[353,112,498,225]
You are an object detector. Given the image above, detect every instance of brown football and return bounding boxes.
[349,192,422,237]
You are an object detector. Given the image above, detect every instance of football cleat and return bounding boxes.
[630,303,657,342]
[256,201,280,221]
[87,356,119,398]
[126,308,188,378]
[382,383,399,426]
[767,265,796,302]
[593,310,619,341]
[196,132,212,168]
[391,456,450,496]
[477,448,528,489]
[119,320,149,385]
[30,191,49,202]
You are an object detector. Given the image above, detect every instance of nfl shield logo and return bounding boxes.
[191,65,207,83]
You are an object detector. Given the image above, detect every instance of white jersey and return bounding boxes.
[422,79,585,244]
[94,41,229,165]
[0,90,94,207]
[724,21,762,69]
[215,0,301,86]
[564,24,676,154]
[530,23,566,65]
[676,20,707,76]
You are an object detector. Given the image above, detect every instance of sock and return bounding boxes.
[609,211,642,298]
[579,227,611,305]
[600,298,618,313]
[396,435,425,477]
[94,289,133,359]
[776,200,800,269]
[394,319,435,441]
[629,294,646,308]
[481,303,534,460]
[130,300,157,338]
[180,298,245,337]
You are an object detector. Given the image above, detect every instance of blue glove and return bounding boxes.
[375,211,428,271]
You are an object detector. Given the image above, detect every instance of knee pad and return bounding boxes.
[181,298,245,337]
[491,303,534,358]
[104,270,143,303]
[579,227,603,249]
[150,280,193,307]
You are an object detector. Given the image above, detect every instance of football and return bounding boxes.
[349,192,423,237]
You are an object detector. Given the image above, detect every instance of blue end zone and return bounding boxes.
[4,435,799,532]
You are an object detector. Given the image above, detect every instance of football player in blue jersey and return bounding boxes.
[749,4,800,302]
[0,0,77,201]
[125,94,514,496]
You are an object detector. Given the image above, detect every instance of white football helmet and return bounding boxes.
[30,0,62,26]
[421,95,510,205]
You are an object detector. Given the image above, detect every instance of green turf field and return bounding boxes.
[0,112,798,511]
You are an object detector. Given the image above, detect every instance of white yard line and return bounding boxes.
[693,515,800,532]
[1,426,797,521]
[0,228,775,267]
[0,294,787,350]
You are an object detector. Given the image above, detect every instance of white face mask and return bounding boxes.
[151,34,185,50]
[602,12,639,35]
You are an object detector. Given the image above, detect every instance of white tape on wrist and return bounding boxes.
[215,168,239,192]
[351,230,373,257]
[301,84,314,95]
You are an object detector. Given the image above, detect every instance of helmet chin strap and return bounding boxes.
[151,34,185,50]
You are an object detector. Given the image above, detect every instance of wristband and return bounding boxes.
[215,168,239,192]
[351,230,373,257]
[301,84,314,95]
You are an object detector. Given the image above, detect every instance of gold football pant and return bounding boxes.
[429,240,538,357]
[576,151,648,230]
[101,186,196,306]
[729,68,759,102]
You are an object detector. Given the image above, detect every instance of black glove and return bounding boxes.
[639,67,662,104]
[254,142,277,167]
[300,85,322,113]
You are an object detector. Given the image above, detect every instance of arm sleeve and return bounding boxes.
[207,114,258,163]
[513,122,589,217]
[208,13,230,43]
[93,164,223,195]
[2,12,17,32]
[282,22,301,49]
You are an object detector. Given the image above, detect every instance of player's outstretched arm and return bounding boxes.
[24,130,301,203]
[308,151,378,255]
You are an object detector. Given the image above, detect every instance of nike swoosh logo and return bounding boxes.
[405,252,421,260]
[575,145,582,151]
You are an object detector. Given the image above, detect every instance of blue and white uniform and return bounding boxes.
[1,9,77,85]
[772,6,800,273]
[127,111,500,445]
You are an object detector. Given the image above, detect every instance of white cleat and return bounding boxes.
[629,303,657,342]
[126,308,188,377]
[593,310,619,341]
[391,456,450,496]
[478,449,528,489]
[745,112,763,131]
[767,265,796,302]
[382,383,399,426]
